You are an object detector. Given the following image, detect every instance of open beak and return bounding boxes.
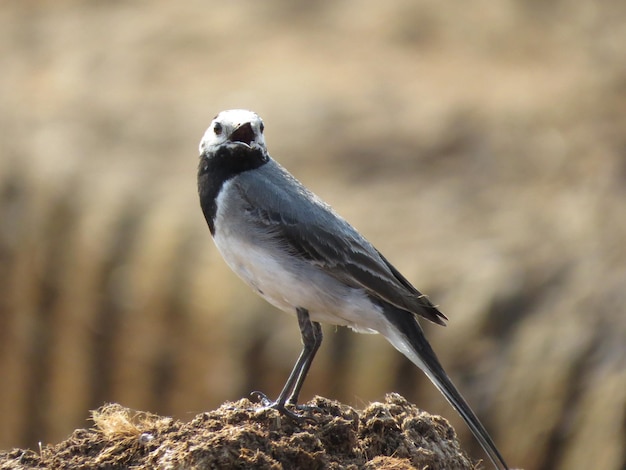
[230,122,255,146]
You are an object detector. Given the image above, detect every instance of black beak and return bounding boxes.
[230,122,255,146]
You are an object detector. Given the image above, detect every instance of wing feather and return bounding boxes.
[234,161,448,326]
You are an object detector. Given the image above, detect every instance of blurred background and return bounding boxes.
[1,1,625,469]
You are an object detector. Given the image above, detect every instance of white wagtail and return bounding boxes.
[197,109,509,470]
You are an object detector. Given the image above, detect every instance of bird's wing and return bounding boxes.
[234,163,447,326]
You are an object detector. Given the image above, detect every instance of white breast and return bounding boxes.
[212,180,384,334]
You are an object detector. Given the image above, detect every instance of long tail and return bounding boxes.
[379,303,509,470]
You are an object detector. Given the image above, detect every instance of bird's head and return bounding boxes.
[199,109,267,156]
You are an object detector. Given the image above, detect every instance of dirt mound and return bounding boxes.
[0,394,476,470]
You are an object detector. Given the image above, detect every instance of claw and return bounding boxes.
[292,403,322,414]
[250,391,273,407]
[250,391,317,423]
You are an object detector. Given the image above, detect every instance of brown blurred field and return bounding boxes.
[1,1,625,469]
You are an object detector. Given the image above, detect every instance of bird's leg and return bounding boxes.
[252,307,322,419]
[287,309,322,406]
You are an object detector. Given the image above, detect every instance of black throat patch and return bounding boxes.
[198,143,269,235]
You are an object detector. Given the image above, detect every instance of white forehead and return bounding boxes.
[199,109,265,154]
[214,109,262,126]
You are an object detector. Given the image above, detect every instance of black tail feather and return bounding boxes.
[379,301,509,470]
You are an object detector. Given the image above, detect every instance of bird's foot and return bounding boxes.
[250,391,318,422]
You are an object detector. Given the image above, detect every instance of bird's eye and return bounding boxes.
[214,122,223,135]
[259,122,265,133]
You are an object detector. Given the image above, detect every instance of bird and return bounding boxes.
[197,109,509,470]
